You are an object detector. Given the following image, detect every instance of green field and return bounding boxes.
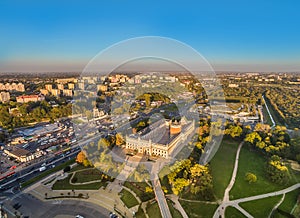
[210,140,240,200]
[70,164,93,172]
[146,201,162,218]
[240,195,283,217]
[167,199,183,218]
[262,104,274,126]
[124,181,155,202]
[230,146,300,200]
[120,189,139,208]
[52,174,106,190]
[135,205,147,218]
[278,189,300,212]
[179,200,218,218]
[225,206,246,218]
[73,169,103,183]
[264,97,284,126]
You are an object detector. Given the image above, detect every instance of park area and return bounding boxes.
[230,146,300,200]
[210,140,240,200]
[179,200,218,218]
[52,167,113,190]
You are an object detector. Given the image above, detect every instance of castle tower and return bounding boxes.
[170,120,181,135]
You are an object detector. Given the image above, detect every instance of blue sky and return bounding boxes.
[1,0,300,72]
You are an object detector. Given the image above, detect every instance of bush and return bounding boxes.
[71,176,78,183]
[63,166,71,173]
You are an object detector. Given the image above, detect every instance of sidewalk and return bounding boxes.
[26,181,136,218]
[167,194,189,218]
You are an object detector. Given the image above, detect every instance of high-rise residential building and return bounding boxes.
[45,84,53,91]
[0,92,10,103]
[68,83,75,90]
[50,89,60,96]
[62,89,73,96]
[16,83,25,92]
[57,84,64,90]
[40,89,49,95]
[0,82,25,92]
[97,84,108,92]
[78,82,84,90]
[0,83,5,90]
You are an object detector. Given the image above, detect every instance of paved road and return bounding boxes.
[3,192,110,218]
[152,179,172,218]
[0,150,80,194]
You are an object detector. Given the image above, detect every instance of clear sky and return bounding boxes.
[1,0,300,72]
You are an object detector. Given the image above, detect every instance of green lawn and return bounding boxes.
[264,97,284,126]
[225,206,246,218]
[52,174,106,190]
[230,146,300,200]
[179,200,218,218]
[167,199,183,218]
[21,159,75,188]
[135,205,146,218]
[277,189,300,214]
[73,169,102,183]
[120,189,139,208]
[262,104,273,126]
[70,164,92,172]
[146,201,162,218]
[240,195,283,217]
[124,181,155,202]
[210,140,240,200]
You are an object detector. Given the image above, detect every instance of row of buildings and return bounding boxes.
[0,92,46,104]
[0,82,25,92]
[40,83,74,97]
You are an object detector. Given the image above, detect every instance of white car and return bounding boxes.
[75,215,84,218]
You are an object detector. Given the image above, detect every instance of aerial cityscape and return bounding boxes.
[1,1,300,218]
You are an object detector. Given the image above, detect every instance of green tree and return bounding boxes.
[225,125,243,138]
[266,155,290,185]
[245,172,257,184]
[115,133,124,146]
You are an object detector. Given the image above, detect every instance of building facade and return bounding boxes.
[16,95,45,103]
[125,118,195,158]
[0,92,10,103]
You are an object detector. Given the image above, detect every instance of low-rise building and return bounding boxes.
[16,94,45,103]
[4,148,35,162]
